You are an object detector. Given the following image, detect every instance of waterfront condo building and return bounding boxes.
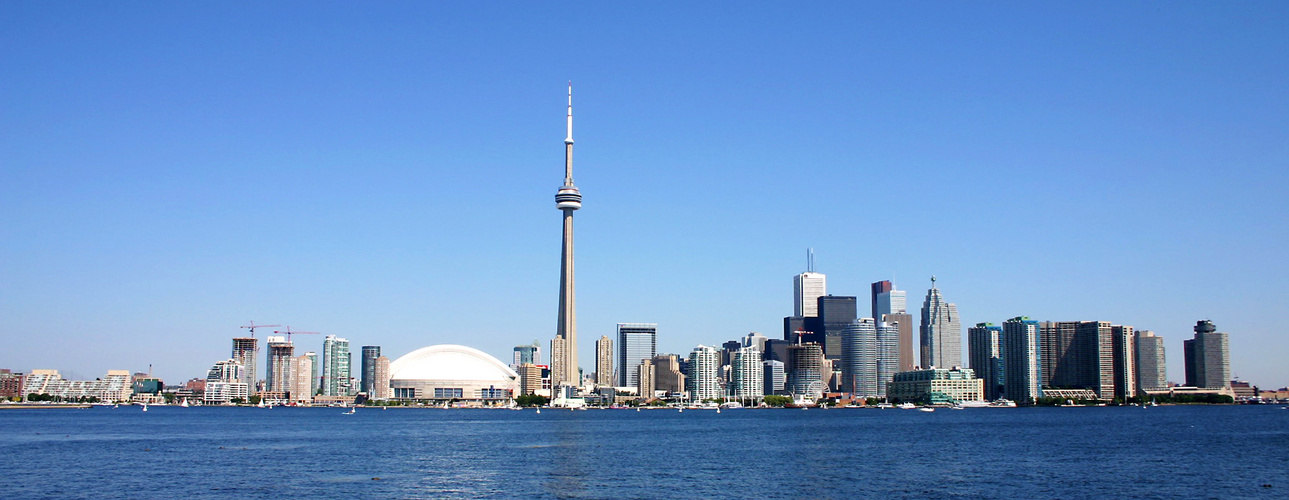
[637,358,655,398]
[967,323,1005,401]
[688,345,721,401]
[361,346,381,394]
[730,346,763,401]
[886,367,983,405]
[1134,330,1167,391]
[652,354,687,395]
[265,336,294,394]
[595,336,614,387]
[321,335,352,397]
[289,355,313,404]
[617,323,657,388]
[231,337,258,395]
[1002,317,1042,404]
[1184,320,1230,389]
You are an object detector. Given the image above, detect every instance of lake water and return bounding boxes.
[2,405,1286,499]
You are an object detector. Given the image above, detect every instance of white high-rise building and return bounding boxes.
[687,345,720,401]
[763,360,786,396]
[794,272,827,317]
[920,276,962,369]
[730,346,764,401]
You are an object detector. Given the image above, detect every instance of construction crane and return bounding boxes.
[273,327,319,343]
[240,321,281,339]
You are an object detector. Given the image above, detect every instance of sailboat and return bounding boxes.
[142,404,148,412]
[180,399,189,408]
[343,407,356,415]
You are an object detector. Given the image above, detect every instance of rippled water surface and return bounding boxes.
[2,405,1287,499]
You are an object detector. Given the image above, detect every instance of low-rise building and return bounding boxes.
[0,369,25,400]
[22,369,133,402]
[886,367,983,405]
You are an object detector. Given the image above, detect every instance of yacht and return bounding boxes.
[990,399,1018,408]
[898,402,917,410]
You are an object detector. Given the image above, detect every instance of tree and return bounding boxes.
[248,395,261,405]
[763,395,791,407]
[515,394,549,407]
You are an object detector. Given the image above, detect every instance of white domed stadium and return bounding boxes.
[388,344,519,403]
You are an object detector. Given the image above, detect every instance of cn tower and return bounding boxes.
[552,83,582,388]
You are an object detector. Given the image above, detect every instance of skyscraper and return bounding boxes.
[1002,317,1042,404]
[730,346,763,401]
[372,356,391,400]
[321,335,351,397]
[1184,320,1230,389]
[265,336,294,394]
[794,250,826,317]
[289,355,313,404]
[1134,330,1167,391]
[919,277,962,369]
[361,346,381,394]
[595,336,614,387]
[873,281,914,372]
[810,295,857,359]
[551,84,583,389]
[841,318,876,397]
[687,345,720,402]
[617,323,657,388]
[231,337,257,395]
[304,351,319,396]
[763,360,786,396]
[652,354,687,395]
[513,342,540,367]
[637,358,655,398]
[787,342,826,400]
[967,323,1004,401]
[1111,325,1135,401]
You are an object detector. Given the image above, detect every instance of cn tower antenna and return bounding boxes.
[565,81,573,146]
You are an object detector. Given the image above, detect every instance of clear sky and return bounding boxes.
[3,3,1286,387]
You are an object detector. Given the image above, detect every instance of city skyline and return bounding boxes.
[2,4,1287,387]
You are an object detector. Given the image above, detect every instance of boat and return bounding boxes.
[536,408,541,414]
[719,402,744,410]
[343,408,355,415]
[180,399,189,408]
[990,399,1018,408]
[956,401,991,409]
[142,404,148,412]
[950,404,965,410]
[918,407,935,412]
[898,402,917,410]
[876,403,894,409]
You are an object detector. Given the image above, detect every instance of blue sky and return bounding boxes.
[2,3,1286,387]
